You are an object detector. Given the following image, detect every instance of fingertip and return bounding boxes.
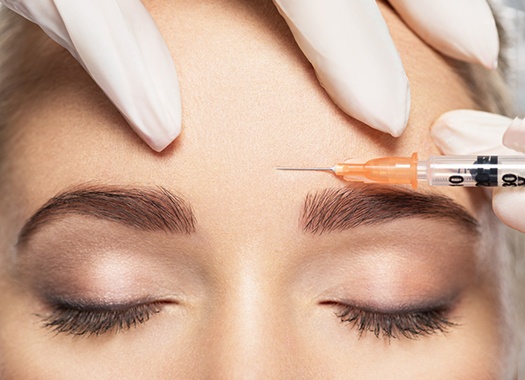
[273,0,411,138]
[136,108,181,152]
[145,126,181,152]
[491,58,498,71]
[477,38,499,71]
[493,189,525,233]
[392,81,411,137]
[503,117,525,153]
[329,72,410,138]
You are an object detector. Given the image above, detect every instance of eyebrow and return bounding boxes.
[17,186,196,245]
[301,185,479,235]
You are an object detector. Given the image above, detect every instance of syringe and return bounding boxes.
[277,153,525,189]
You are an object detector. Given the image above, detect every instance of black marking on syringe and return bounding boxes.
[502,173,525,186]
[471,156,498,187]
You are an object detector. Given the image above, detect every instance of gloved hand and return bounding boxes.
[272,0,499,138]
[432,109,525,233]
[0,0,181,152]
[1,1,499,151]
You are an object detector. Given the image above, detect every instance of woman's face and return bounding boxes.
[0,0,506,378]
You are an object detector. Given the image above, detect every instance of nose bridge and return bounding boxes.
[204,255,289,379]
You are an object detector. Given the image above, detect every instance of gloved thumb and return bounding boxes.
[432,109,525,232]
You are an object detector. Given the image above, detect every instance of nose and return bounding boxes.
[202,265,295,379]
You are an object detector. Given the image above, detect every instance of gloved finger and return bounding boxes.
[53,0,181,152]
[492,188,525,233]
[272,0,410,137]
[2,0,181,152]
[388,0,499,69]
[432,109,525,233]
[503,117,525,153]
[431,109,518,155]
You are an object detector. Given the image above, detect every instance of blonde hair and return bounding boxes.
[0,8,69,163]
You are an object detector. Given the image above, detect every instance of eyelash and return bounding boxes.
[40,301,165,337]
[40,300,454,340]
[335,304,456,340]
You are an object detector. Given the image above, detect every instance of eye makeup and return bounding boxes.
[328,300,457,340]
[15,203,480,344]
[288,216,481,343]
[13,218,209,340]
[39,298,173,336]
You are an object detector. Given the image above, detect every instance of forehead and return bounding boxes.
[3,0,480,232]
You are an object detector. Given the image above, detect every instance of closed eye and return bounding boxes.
[38,299,174,337]
[324,302,458,340]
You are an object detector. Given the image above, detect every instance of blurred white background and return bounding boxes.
[494,0,525,113]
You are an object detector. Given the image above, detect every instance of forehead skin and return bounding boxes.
[0,0,502,378]
[3,0,480,211]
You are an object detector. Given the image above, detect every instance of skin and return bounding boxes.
[0,0,506,378]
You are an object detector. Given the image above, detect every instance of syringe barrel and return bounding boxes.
[424,155,525,187]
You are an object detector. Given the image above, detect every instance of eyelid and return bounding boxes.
[321,300,458,340]
[319,288,461,314]
[38,298,177,337]
[45,297,175,311]
[338,304,457,340]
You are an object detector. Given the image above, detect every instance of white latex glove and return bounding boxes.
[0,0,181,152]
[272,0,499,137]
[432,110,525,233]
[1,1,499,151]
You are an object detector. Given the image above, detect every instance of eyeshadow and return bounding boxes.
[288,217,479,313]
[13,217,209,310]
